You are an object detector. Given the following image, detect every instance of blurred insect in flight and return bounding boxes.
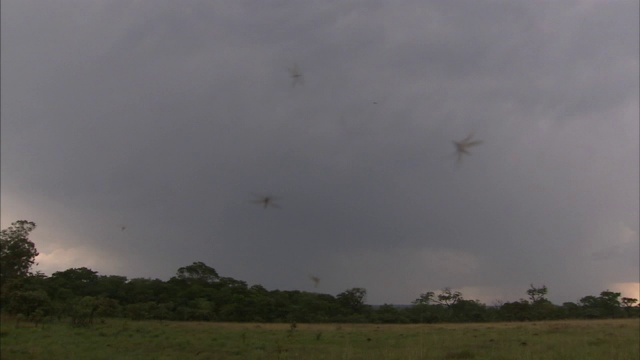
[288,63,304,87]
[309,275,320,288]
[250,194,281,209]
[453,132,483,164]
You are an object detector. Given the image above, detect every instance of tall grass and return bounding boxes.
[1,316,638,359]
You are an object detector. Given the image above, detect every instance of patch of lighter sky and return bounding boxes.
[34,246,125,276]
[1,193,125,276]
[610,282,640,300]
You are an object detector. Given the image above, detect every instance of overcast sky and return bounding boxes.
[2,0,638,305]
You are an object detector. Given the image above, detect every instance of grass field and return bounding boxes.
[1,317,638,359]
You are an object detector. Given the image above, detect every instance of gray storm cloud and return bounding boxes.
[2,0,638,304]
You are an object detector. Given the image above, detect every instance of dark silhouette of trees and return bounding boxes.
[2,263,638,324]
[451,299,487,322]
[50,268,100,297]
[173,261,220,285]
[526,284,548,303]
[580,290,625,318]
[337,287,369,315]
[412,291,435,305]
[1,221,39,291]
[499,299,532,321]
[1,224,638,324]
[435,288,463,308]
[5,289,51,320]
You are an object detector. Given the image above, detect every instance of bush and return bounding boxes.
[5,289,51,318]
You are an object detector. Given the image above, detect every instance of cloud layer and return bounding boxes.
[2,0,638,304]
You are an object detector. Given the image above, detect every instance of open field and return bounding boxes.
[1,317,638,360]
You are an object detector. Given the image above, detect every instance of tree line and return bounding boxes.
[2,220,638,326]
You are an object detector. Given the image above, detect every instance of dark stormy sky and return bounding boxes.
[2,0,638,304]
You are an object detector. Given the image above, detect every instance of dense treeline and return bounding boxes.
[2,220,639,326]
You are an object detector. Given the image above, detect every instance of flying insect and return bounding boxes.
[250,194,281,209]
[453,132,483,164]
[288,63,304,87]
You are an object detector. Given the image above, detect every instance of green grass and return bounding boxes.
[1,317,638,359]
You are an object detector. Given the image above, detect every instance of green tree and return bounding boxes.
[435,288,463,308]
[95,275,128,302]
[1,220,39,291]
[173,261,219,285]
[123,278,170,304]
[621,297,639,318]
[526,284,548,303]
[526,285,556,319]
[580,290,624,318]
[560,301,581,318]
[451,299,487,322]
[621,297,638,307]
[69,296,101,326]
[499,300,531,321]
[374,304,408,323]
[407,303,442,323]
[411,289,465,323]
[337,287,368,314]
[5,289,51,318]
[49,267,100,297]
[412,291,435,305]
[596,290,623,318]
[530,300,557,320]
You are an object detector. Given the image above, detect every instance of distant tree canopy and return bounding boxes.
[527,284,549,303]
[1,220,638,325]
[337,287,368,314]
[435,287,463,308]
[173,261,220,285]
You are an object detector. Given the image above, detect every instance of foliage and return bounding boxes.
[1,225,639,324]
[50,267,100,297]
[0,221,39,292]
[499,299,532,321]
[435,287,463,308]
[172,261,219,285]
[5,289,51,319]
[336,287,369,314]
[526,284,548,303]
[2,259,638,323]
[579,290,625,318]
[412,291,435,305]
